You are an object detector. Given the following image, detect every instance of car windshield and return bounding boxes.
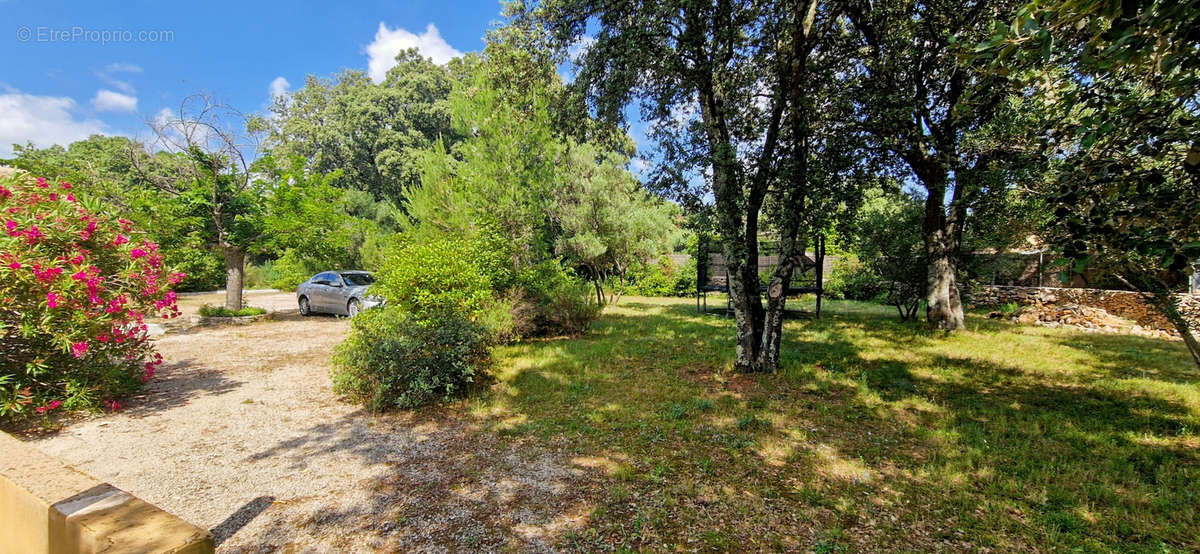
[341,273,374,286]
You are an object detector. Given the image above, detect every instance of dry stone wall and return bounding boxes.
[972,285,1200,335]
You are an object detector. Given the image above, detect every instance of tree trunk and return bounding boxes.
[223,245,245,311]
[757,235,806,371]
[1155,293,1200,369]
[921,179,966,331]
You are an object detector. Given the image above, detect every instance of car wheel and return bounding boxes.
[347,299,361,318]
[299,296,312,316]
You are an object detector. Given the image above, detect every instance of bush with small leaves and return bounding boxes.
[0,174,182,420]
[332,307,491,410]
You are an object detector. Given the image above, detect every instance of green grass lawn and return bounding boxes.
[468,296,1198,551]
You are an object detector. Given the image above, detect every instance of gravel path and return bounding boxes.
[32,309,599,552]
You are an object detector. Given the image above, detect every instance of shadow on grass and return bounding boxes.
[482,298,1199,551]
[1051,331,1199,384]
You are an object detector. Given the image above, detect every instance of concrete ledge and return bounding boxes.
[0,432,213,554]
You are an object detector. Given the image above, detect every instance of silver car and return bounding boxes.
[297,270,384,317]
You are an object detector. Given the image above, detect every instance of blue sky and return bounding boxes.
[0,0,517,158]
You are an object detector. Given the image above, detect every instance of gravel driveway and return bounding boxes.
[32,305,598,552]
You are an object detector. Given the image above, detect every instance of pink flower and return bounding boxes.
[96,333,111,343]
[46,292,58,308]
[5,220,18,236]
[70,255,84,265]
[60,182,71,190]
[112,234,129,246]
[65,193,75,202]
[35,177,49,188]
[0,186,10,199]
[49,193,58,201]
[70,342,88,358]
[33,266,62,282]
[102,399,122,412]
[22,226,45,245]
[34,400,62,414]
[71,270,88,281]
[118,219,132,231]
[141,362,157,382]
[129,248,147,259]
[8,262,20,270]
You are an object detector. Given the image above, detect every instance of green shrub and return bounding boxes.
[332,234,598,413]
[373,237,493,322]
[163,246,224,292]
[1,174,182,420]
[197,305,267,317]
[825,255,885,301]
[243,261,278,289]
[331,307,491,410]
[268,249,320,291]
[517,259,601,336]
[624,255,698,297]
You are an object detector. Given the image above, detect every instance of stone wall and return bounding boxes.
[972,285,1200,334]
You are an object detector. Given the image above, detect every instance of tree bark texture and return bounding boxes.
[920,174,967,331]
[223,245,245,311]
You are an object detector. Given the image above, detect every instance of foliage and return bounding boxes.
[551,143,679,304]
[516,259,601,336]
[372,236,493,324]
[534,0,869,371]
[844,0,1027,330]
[197,304,266,317]
[404,33,564,268]
[823,254,884,302]
[0,174,181,420]
[266,50,463,203]
[5,135,225,293]
[256,154,399,290]
[132,94,272,310]
[333,234,501,411]
[624,256,696,298]
[242,261,274,289]
[332,306,491,411]
[848,189,928,320]
[982,0,1200,366]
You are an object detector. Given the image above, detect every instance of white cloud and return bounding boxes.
[105,62,143,74]
[153,107,173,127]
[566,35,595,62]
[95,62,141,94]
[0,90,107,157]
[631,157,651,175]
[268,76,290,100]
[560,35,596,83]
[91,89,138,112]
[365,22,462,83]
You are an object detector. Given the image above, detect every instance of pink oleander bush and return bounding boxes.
[0,174,183,421]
